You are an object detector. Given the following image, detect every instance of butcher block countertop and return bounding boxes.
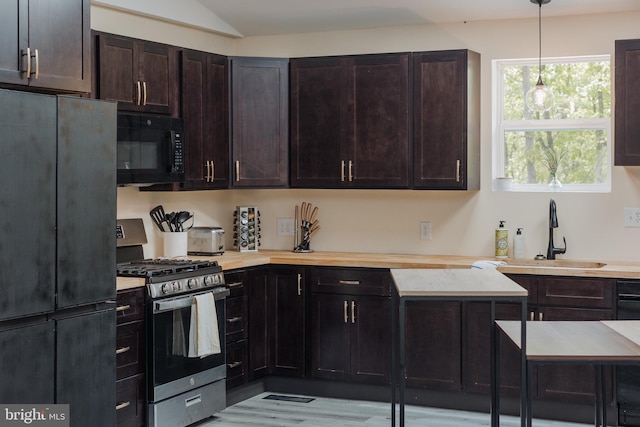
[116,250,640,291]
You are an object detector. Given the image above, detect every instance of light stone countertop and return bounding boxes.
[116,249,640,291]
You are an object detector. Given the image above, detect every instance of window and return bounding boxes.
[493,55,611,192]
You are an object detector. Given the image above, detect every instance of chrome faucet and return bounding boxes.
[547,198,566,260]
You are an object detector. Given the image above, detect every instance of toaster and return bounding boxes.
[187,227,225,255]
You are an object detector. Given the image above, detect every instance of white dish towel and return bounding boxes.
[188,292,221,358]
[471,260,506,269]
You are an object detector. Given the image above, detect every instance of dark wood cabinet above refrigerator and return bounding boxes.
[615,39,640,166]
[0,0,91,93]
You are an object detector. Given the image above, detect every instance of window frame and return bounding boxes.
[492,55,612,193]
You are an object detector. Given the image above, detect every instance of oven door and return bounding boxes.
[149,287,227,402]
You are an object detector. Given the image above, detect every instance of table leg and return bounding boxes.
[399,299,406,427]
[521,300,528,427]
[491,301,499,427]
[527,362,533,427]
[391,291,397,427]
[595,365,602,426]
[601,366,607,427]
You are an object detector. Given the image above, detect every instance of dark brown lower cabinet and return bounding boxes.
[248,268,270,380]
[270,266,306,377]
[405,301,461,390]
[311,293,391,384]
[464,274,616,406]
[225,269,248,390]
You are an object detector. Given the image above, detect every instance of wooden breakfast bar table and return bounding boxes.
[497,320,640,427]
[390,269,529,427]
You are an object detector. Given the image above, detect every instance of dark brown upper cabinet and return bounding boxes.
[615,39,640,166]
[0,0,91,93]
[412,49,480,190]
[229,57,289,188]
[94,32,178,116]
[180,49,229,190]
[290,53,410,189]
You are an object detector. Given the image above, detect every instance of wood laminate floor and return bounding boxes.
[197,393,592,426]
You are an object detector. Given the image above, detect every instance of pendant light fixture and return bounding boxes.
[526,0,555,113]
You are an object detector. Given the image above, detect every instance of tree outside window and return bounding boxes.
[494,56,611,192]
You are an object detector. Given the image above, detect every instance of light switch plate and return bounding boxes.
[277,218,294,236]
[624,207,640,227]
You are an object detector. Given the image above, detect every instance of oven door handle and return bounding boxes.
[153,288,230,314]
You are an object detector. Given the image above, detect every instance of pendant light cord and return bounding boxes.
[538,0,542,74]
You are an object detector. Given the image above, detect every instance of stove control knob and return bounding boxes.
[187,278,197,289]
[161,283,170,294]
[172,281,181,292]
[204,275,214,286]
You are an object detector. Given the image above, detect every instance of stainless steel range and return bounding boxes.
[117,219,229,427]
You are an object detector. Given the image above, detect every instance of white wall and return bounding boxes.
[96,6,640,262]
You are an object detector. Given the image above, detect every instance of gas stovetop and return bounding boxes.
[117,259,225,298]
[116,258,219,278]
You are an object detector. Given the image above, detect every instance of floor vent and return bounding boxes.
[263,394,315,403]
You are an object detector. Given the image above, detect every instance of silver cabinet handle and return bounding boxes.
[344,300,348,323]
[339,280,360,285]
[22,47,31,78]
[116,304,131,312]
[205,161,212,182]
[227,281,243,288]
[456,159,461,182]
[210,161,215,183]
[143,81,147,106]
[341,160,345,182]
[116,401,131,411]
[228,361,242,368]
[136,81,141,105]
[348,160,353,182]
[116,346,131,355]
[235,161,240,181]
[34,49,39,79]
[297,274,302,296]
[351,300,356,324]
[227,316,242,323]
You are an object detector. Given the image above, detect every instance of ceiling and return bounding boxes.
[94,0,640,38]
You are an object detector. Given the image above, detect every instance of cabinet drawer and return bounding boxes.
[537,277,615,308]
[116,288,145,324]
[116,374,145,427]
[226,339,248,390]
[116,321,144,380]
[225,295,247,342]
[311,267,391,296]
[224,271,246,298]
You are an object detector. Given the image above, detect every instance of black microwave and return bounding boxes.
[117,113,184,185]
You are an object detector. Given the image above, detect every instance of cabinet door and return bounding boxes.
[464,302,523,396]
[56,309,116,427]
[535,306,613,404]
[181,49,229,189]
[57,97,117,308]
[96,33,137,110]
[412,50,480,190]
[290,57,347,188]
[138,40,178,115]
[405,301,461,390]
[28,0,91,93]
[350,295,391,384]
[270,267,305,376]
[0,90,56,320]
[347,54,410,188]
[615,39,640,165]
[0,321,54,404]
[0,0,27,85]
[248,268,269,379]
[230,57,289,187]
[311,293,350,381]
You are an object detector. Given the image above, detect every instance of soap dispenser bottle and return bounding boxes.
[513,228,526,259]
[495,221,508,258]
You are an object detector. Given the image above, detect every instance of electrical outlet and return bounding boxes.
[277,218,294,236]
[420,221,432,240]
[624,207,640,227]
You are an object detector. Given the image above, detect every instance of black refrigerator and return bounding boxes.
[0,89,117,426]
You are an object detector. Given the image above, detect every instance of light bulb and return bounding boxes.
[526,76,555,113]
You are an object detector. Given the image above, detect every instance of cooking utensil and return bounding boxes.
[176,211,192,232]
[150,205,168,232]
[165,212,177,232]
